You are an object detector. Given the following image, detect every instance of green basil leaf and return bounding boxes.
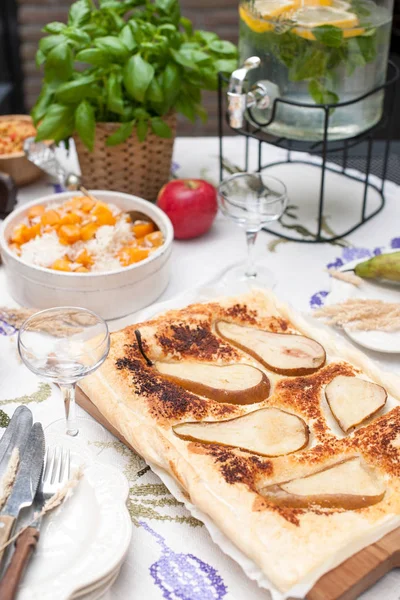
[31,85,54,125]
[158,24,177,35]
[68,0,91,27]
[195,30,218,45]
[123,54,154,102]
[95,37,129,60]
[43,22,67,34]
[106,121,134,146]
[170,48,197,69]
[162,62,181,106]
[75,48,110,66]
[136,119,148,142]
[175,95,196,122]
[133,108,151,120]
[35,50,46,68]
[156,0,176,10]
[35,104,74,143]
[180,17,193,36]
[107,73,124,115]
[39,34,66,54]
[119,25,136,51]
[308,79,339,104]
[214,58,238,73]
[55,76,97,104]
[156,0,181,25]
[311,25,343,48]
[208,40,237,55]
[65,29,91,45]
[151,117,172,138]
[182,49,210,63]
[289,47,327,81]
[45,42,73,82]
[195,103,208,123]
[355,35,377,62]
[75,100,95,151]
[147,77,164,103]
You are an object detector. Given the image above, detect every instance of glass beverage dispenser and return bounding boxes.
[229,0,393,140]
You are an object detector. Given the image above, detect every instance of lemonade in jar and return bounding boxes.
[239,0,393,140]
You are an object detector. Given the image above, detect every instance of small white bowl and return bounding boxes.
[0,190,173,320]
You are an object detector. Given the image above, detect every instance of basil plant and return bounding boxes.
[32,0,238,149]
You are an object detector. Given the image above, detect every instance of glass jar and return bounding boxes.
[238,0,393,141]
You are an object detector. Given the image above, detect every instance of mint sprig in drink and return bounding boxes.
[239,0,392,140]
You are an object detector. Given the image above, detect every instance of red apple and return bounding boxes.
[156,179,218,240]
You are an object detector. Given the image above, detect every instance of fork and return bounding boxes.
[0,447,70,600]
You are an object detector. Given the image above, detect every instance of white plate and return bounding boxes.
[326,252,400,353]
[71,566,121,599]
[18,462,132,600]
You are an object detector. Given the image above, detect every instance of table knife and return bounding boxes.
[0,423,44,562]
[0,407,33,482]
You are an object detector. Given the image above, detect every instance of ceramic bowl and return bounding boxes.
[0,190,174,320]
[0,115,44,186]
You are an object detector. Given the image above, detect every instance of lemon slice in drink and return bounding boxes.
[239,0,298,33]
[293,6,363,39]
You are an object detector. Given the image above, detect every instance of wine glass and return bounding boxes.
[218,172,287,290]
[18,307,110,439]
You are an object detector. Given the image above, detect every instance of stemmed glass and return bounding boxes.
[18,307,110,438]
[218,172,287,290]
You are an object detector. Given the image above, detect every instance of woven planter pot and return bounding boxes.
[74,112,176,202]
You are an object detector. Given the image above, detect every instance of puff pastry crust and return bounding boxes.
[80,290,400,593]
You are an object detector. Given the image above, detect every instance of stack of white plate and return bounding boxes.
[17,462,132,600]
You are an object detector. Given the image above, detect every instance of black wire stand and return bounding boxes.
[218,60,400,243]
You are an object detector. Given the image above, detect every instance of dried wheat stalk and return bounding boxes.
[0,449,19,510]
[327,268,363,287]
[0,466,84,553]
[314,298,400,331]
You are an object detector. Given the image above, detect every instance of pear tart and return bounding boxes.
[80,290,400,595]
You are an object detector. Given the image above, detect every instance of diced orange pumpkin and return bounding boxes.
[76,266,89,273]
[80,197,96,212]
[64,197,83,211]
[133,221,155,238]
[41,210,60,227]
[92,202,116,226]
[76,249,94,267]
[135,237,145,246]
[27,205,45,220]
[58,224,81,244]
[52,258,72,272]
[144,231,163,248]
[10,224,30,245]
[25,223,41,241]
[60,212,82,226]
[117,246,150,266]
[80,222,99,241]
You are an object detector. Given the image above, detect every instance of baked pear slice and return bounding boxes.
[215,321,326,376]
[325,375,387,433]
[173,407,309,456]
[155,361,270,405]
[259,457,385,509]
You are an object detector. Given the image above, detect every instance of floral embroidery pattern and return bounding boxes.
[0,319,16,336]
[93,440,202,528]
[141,521,227,600]
[0,382,52,406]
[310,237,398,308]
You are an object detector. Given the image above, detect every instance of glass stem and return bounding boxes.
[245,230,258,279]
[60,383,79,437]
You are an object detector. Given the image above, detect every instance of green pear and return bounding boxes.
[354,251,400,282]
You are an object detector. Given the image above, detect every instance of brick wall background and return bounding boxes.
[16,0,239,136]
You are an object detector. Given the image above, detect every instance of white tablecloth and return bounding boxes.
[0,136,399,599]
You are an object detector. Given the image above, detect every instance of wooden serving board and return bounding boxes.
[76,387,400,600]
